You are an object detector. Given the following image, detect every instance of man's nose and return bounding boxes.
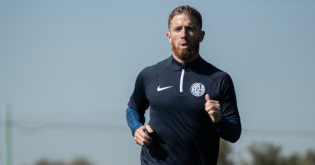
[180,28,187,38]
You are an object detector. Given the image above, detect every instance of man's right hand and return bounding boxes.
[134,125,154,146]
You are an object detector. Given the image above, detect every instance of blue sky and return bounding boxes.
[1,1,315,164]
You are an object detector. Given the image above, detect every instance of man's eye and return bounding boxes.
[175,28,181,31]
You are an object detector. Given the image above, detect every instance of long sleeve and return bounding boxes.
[214,73,242,142]
[126,68,150,136]
[126,106,145,136]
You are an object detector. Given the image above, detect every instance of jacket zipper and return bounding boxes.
[180,64,186,93]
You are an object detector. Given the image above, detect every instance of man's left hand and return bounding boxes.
[205,94,222,123]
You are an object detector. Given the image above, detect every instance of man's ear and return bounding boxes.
[199,31,205,42]
[167,32,172,44]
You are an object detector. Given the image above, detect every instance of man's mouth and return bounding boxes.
[180,43,189,49]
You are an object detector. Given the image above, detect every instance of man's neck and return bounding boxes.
[172,53,200,64]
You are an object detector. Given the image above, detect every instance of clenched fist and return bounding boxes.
[134,125,154,146]
[205,94,222,123]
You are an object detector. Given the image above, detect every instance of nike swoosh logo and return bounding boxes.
[157,86,173,91]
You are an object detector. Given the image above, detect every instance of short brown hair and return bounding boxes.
[168,5,202,30]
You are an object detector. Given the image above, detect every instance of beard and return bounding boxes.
[172,40,199,61]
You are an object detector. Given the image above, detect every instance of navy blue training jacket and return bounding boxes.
[126,55,241,165]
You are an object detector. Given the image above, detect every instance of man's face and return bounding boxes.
[167,14,205,61]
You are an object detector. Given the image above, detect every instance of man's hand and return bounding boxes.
[134,125,154,146]
[205,94,222,123]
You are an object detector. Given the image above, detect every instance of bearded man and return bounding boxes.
[126,5,241,165]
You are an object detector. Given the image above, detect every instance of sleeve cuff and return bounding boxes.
[213,116,226,130]
[132,123,144,136]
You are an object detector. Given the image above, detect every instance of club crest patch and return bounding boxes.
[190,83,205,97]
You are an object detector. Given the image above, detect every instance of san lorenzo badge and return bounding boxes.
[190,83,206,97]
